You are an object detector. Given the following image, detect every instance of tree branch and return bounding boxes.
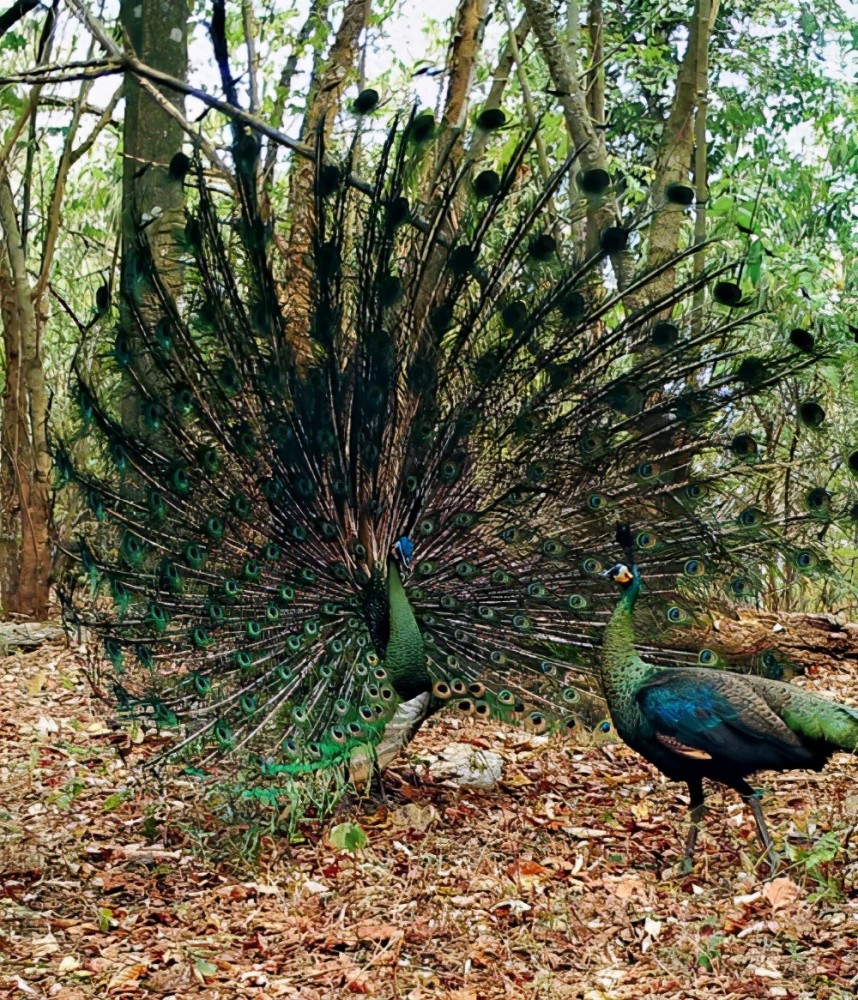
[0,0,39,41]
[521,0,629,283]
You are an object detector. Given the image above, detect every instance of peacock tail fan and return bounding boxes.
[55,106,845,820]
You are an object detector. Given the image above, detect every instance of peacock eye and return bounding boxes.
[684,559,705,577]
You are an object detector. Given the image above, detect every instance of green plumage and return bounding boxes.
[602,556,858,869]
[55,107,846,823]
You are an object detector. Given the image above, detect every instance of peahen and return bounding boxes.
[55,100,842,822]
[603,526,858,871]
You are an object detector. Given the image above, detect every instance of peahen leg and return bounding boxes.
[738,781,778,872]
[683,776,706,868]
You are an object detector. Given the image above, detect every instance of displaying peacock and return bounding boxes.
[602,526,858,871]
[55,99,844,823]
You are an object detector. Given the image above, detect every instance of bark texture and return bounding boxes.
[521,0,629,279]
[644,0,720,300]
[0,179,52,620]
[119,0,188,321]
[282,0,369,362]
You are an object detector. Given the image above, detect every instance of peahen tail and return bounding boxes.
[750,678,858,755]
[55,103,845,815]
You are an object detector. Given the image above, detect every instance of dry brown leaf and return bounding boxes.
[353,920,402,943]
[612,874,646,900]
[762,876,800,913]
[106,963,149,992]
[390,802,439,831]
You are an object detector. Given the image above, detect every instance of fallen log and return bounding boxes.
[0,621,64,651]
[697,609,858,677]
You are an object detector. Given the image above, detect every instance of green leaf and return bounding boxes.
[194,958,218,978]
[747,240,764,286]
[102,790,131,812]
[708,195,734,217]
[328,821,367,853]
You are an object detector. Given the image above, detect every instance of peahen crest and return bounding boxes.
[56,104,843,820]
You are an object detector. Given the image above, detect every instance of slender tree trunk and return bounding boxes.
[644,0,719,299]
[585,0,604,129]
[467,14,529,164]
[522,0,630,285]
[283,0,370,362]
[119,0,188,324]
[420,0,489,196]
[0,253,24,612]
[443,0,490,129]
[0,179,51,620]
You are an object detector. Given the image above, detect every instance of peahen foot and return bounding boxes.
[745,791,779,875]
[681,778,707,870]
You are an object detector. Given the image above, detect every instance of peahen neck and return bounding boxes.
[383,562,430,700]
[600,568,645,692]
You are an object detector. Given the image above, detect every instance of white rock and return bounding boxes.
[429,742,504,789]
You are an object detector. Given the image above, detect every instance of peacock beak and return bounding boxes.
[393,536,414,570]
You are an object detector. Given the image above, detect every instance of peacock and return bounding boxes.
[54,97,846,825]
[602,526,858,871]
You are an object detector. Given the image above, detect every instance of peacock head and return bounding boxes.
[603,563,637,589]
[392,535,414,572]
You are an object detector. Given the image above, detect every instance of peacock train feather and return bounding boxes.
[55,101,846,820]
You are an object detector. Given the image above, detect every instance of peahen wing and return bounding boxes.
[637,669,817,772]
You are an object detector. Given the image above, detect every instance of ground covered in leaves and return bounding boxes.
[2,640,858,999]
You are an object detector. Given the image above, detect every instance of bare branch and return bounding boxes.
[467,13,529,164]
[0,0,39,40]
[241,0,260,115]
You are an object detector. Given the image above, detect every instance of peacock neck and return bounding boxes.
[384,562,430,700]
[600,570,645,692]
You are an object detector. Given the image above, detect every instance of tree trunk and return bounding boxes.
[644,0,719,299]
[119,0,188,332]
[466,14,529,164]
[522,0,630,283]
[0,178,52,620]
[443,0,490,129]
[282,0,370,362]
[0,253,24,613]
